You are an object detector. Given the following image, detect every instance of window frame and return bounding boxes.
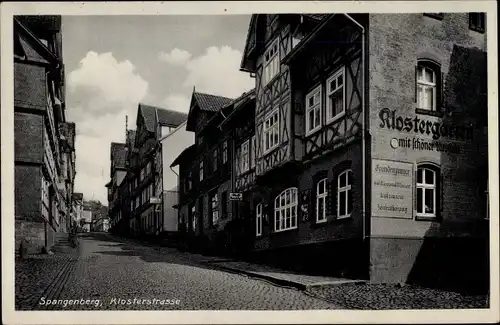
[263,109,280,154]
[469,13,485,33]
[337,169,353,219]
[326,67,346,123]
[305,84,322,136]
[250,135,256,169]
[222,140,228,164]
[263,38,280,86]
[316,178,328,223]
[212,148,218,171]
[416,63,438,112]
[210,191,219,225]
[256,203,263,236]
[416,166,438,220]
[274,187,298,232]
[239,139,250,174]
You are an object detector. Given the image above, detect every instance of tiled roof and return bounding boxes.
[111,142,127,169]
[157,108,188,127]
[138,103,188,132]
[193,92,233,112]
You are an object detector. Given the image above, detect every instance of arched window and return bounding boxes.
[316,178,328,222]
[337,169,353,219]
[256,203,263,236]
[416,166,439,218]
[274,187,298,232]
[416,59,442,112]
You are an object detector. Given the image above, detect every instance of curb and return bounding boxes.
[205,262,367,291]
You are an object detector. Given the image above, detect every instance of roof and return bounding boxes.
[219,89,256,128]
[110,142,127,169]
[156,107,188,127]
[138,103,188,133]
[193,92,233,112]
[186,90,234,131]
[126,130,136,148]
[170,144,197,168]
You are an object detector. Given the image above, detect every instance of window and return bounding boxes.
[256,203,263,236]
[416,62,437,111]
[416,166,438,219]
[274,187,298,232]
[263,110,280,153]
[212,149,218,171]
[306,85,322,135]
[250,135,256,168]
[469,13,485,33]
[238,140,250,173]
[211,192,219,224]
[191,205,196,231]
[263,39,280,85]
[221,191,228,218]
[199,160,204,181]
[337,170,352,219]
[326,67,345,122]
[316,178,328,223]
[222,140,228,164]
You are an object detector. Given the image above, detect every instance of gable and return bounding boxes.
[14,18,58,65]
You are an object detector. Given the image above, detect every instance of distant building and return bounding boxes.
[14,15,77,254]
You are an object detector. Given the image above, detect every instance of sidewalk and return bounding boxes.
[206,260,364,290]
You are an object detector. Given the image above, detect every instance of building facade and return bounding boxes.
[14,15,77,254]
[106,142,127,234]
[173,13,489,291]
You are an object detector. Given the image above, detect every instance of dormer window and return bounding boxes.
[263,38,280,86]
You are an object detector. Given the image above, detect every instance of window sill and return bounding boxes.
[273,226,298,234]
[305,126,322,138]
[263,74,280,89]
[263,144,280,157]
[326,111,346,125]
[415,214,438,221]
[337,214,352,220]
[415,108,444,117]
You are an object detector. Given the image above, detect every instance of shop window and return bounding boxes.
[305,84,322,135]
[256,203,263,236]
[416,165,440,220]
[416,60,442,113]
[316,178,328,223]
[274,187,298,232]
[337,169,353,219]
[469,13,485,33]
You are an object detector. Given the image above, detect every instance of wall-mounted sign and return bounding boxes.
[150,197,161,204]
[229,193,243,201]
[372,159,414,219]
[378,108,473,142]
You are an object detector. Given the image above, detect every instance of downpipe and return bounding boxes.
[343,14,367,241]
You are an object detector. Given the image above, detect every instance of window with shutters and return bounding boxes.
[337,170,353,219]
[416,165,440,220]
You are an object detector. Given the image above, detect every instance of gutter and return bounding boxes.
[343,14,367,240]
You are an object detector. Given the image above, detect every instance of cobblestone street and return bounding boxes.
[40,233,338,310]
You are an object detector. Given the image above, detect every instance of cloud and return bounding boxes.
[158,48,192,66]
[162,94,191,113]
[183,46,254,98]
[67,51,148,203]
[158,46,254,110]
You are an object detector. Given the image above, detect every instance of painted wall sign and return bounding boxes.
[372,159,414,219]
[378,108,473,142]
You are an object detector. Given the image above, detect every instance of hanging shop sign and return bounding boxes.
[371,159,414,219]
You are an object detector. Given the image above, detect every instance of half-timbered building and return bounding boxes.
[236,13,489,290]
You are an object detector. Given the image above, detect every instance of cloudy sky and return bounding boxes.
[62,15,254,204]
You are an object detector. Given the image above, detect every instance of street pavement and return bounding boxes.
[45,232,338,310]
